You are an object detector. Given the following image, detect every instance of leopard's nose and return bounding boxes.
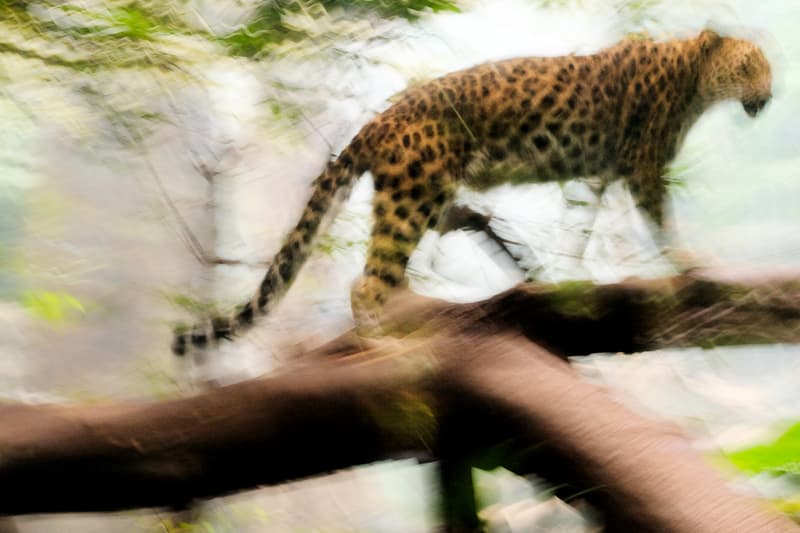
[743,95,770,117]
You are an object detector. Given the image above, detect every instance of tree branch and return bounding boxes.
[1,267,798,531]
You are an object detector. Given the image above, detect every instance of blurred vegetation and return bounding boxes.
[0,0,463,155]
[728,422,800,477]
[21,289,86,324]
[727,421,800,520]
[0,0,462,316]
[222,0,460,58]
[0,0,460,72]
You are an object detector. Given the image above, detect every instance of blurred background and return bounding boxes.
[1,0,799,531]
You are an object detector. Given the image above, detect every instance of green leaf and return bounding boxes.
[110,7,160,40]
[21,290,86,324]
[727,421,800,476]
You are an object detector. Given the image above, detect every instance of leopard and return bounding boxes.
[172,29,772,355]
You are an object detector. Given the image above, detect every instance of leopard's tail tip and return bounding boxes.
[171,316,234,356]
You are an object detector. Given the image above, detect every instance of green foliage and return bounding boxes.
[21,289,86,324]
[219,4,304,58]
[346,0,461,19]
[773,497,800,521]
[547,280,600,318]
[221,0,460,58]
[165,293,221,316]
[106,6,162,40]
[60,4,165,41]
[0,0,462,144]
[727,421,800,476]
[0,0,461,66]
[0,2,187,72]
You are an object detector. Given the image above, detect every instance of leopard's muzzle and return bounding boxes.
[743,95,771,117]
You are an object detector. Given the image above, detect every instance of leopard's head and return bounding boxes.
[697,30,772,117]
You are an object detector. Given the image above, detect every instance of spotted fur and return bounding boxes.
[172,30,772,354]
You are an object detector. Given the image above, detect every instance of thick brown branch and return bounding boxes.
[372,266,800,355]
[0,331,797,531]
[1,267,798,530]
[0,358,430,514]
[437,333,798,532]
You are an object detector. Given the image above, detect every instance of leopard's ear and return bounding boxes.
[698,29,723,56]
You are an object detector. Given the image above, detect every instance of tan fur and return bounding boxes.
[173,30,772,354]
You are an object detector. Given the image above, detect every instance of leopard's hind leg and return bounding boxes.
[351,162,456,334]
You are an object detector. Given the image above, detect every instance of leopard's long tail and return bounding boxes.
[172,142,364,355]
